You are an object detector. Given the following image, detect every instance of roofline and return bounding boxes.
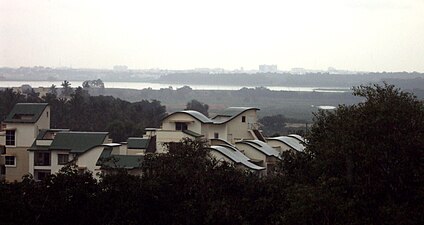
[212,107,260,125]
[207,146,265,171]
[236,141,281,158]
[162,111,213,124]
[4,103,49,124]
[267,138,303,152]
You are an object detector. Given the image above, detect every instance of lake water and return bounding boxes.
[0,80,351,93]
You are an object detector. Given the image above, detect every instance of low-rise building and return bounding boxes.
[0,103,50,182]
[28,131,110,180]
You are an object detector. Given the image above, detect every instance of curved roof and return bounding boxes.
[288,134,306,144]
[210,138,234,147]
[267,136,305,152]
[163,110,214,124]
[212,107,259,124]
[209,145,265,171]
[237,140,281,159]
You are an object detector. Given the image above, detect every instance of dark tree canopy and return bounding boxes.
[185,99,209,117]
[281,83,424,224]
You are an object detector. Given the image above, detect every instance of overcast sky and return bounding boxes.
[1,0,423,71]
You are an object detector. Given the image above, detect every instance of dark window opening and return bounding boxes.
[35,170,50,181]
[5,156,15,166]
[175,122,188,131]
[58,154,69,165]
[6,130,15,146]
[242,116,246,123]
[35,152,51,166]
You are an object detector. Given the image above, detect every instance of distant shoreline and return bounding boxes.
[0,80,351,93]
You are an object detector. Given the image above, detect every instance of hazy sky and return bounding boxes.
[1,0,424,71]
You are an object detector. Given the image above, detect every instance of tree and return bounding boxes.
[259,114,287,136]
[185,99,209,117]
[49,84,57,96]
[61,80,73,97]
[82,79,105,89]
[281,84,424,224]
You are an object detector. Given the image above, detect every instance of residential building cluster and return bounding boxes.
[0,103,305,182]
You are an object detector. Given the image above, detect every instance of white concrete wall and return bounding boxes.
[161,113,202,133]
[75,146,105,175]
[4,123,38,147]
[155,130,195,153]
[225,109,258,142]
[35,106,50,130]
[266,140,293,154]
[235,143,267,164]
[207,123,227,141]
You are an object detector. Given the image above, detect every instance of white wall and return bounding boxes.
[235,143,267,164]
[161,113,202,133]
[75,146,105,176]
[266,140,293,154]
[155,130,195,153]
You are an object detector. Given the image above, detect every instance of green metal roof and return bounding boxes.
[28,129,70,151]
[4,103,48,123]
[96,149,143,169]
[49,131,108,154]
[127,137,149,149]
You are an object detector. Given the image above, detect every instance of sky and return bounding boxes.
[1,0,424,71]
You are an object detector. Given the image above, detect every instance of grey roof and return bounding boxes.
[182,129,203,138]
[288,134,306,144]
[211,107,259,124]
[209,145,265,171]
[237,140,281,159]
[4,103,48,123]
[96,148,143,169]
[267,136,305,152]
[127,137,149,149]
[210,138,234,147]
[49,131,108,154]
[163,110,214,124]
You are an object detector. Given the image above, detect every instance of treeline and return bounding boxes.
[157,72,424,88]
[0,88,166,142]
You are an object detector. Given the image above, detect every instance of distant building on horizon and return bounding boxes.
[113,65,128,72]
[259,64,278,73]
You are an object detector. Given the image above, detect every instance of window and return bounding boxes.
[175,122,188,131]
[34,170,50,181]
[0,146,5,155]
[57,154,69,165]
[5,130,15,146]
[5,156,16,167]
[214,132,219,139]
[242,116,246,123]
[0,165,5,175]
[34,152,51,166]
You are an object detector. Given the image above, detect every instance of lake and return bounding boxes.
[0,80,351,93]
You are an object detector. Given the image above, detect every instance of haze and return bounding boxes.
[1,0,424,72]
